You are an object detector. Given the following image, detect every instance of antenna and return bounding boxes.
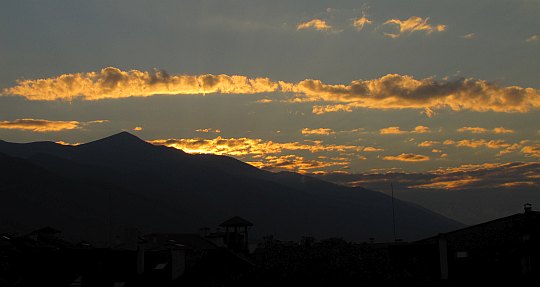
[391,183,397,242]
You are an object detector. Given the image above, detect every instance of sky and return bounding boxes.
[1,0,539,193]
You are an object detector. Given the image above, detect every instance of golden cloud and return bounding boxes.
[419,141,439,147]
[363,146,384,152]
[380,125,430,134]
[4,67,279,101]
[297,19,332,31]
[353,16,372,30]
[149,136,362,156]
[383,153,430,162]
[5,69,540,115]
[526,34,539,43]
[301,128,335,135]
[493,127,514,134]
[133,126,143,131]
[380,126,406,135]
[383,16,446,38]
[0,118,100,132]
[457,126,488,133]
[247,154,348,173]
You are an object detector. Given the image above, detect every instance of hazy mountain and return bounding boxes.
[0,132,463,242]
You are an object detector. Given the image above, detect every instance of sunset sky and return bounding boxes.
[1,0,539,191]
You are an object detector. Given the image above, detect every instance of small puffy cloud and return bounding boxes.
[380,126,430,134]
[312,104,353,115]
[133,126,143,131]
[521,144,540,158]
[352,16,372,30]
[493,127,514,134]
[297,19,332,31]
[380,126,406,135]
[0,118,105,132]
[419,141,439,147]
[462,33,476,39]
[458,126,488,133]
[526,34,539,43]
[447,139,510,149]
[383,153,430,162]
[413,125,430,133]
[363,146,384,152]
[196,128,221,133]
[383,16,446,38]
[301,128,335,135]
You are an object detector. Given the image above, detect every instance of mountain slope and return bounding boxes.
[0,133,463,242]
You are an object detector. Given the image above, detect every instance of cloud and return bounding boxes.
[301,128,335,135]
[3,67,279,101]
[493,127,514,134]
[462,33,476,40]
[380,125,430,134]
[312,104,353,115]
[6,69,540,115]
[382,16,446,38]
[380,126,406,135]
[363,146,384,152]
[0,118,105,132]
[149,136,362,156]
[286,74,540,114]
[458,126,488,133]
[297,19,332,31]
[413,125,430,133]
[196,128,221,133]
[445,139,511,149]
[526,34,539,43]
[133,126,143,131]
[521,144,540,158]
[383,153,430,162]
[352,16,372,30]
[318,162,540,191]
[247,154,348,173]
[419,141,439,147]
[458,126,514,134]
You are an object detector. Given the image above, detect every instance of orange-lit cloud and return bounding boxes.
[312,104,353,115]
[196,128,221,133]
[383,16,446,38]
[493,127,514,134]
[353,16,372,30]
[301,128,335,135]
[286,74,540,114]
[248,154,348,173]
[363,146,383,152]
[149,136,362,156]
[446,139,511,149]
[521,144,540,158]
[380,126,430,134]
[419,141,439,147]
[383,153,430,162]
[318,162,540,191]
[133,126,143,131]
[457,126,488,133]
[6,69,540,115]
[297,19,332,31]
[0,118,105,132]
[4,67,279,101]
[458,126,515,134]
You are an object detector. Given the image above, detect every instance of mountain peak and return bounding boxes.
[81,131,150,148]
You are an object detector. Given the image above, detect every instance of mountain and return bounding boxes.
[0,132,463,242]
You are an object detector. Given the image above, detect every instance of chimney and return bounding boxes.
[524,203,532,213]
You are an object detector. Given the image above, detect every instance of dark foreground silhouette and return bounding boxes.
[1,207,539,287]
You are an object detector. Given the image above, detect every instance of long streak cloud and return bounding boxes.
[4,68,540,114]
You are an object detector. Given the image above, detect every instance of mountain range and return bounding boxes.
[0,132,463,244]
